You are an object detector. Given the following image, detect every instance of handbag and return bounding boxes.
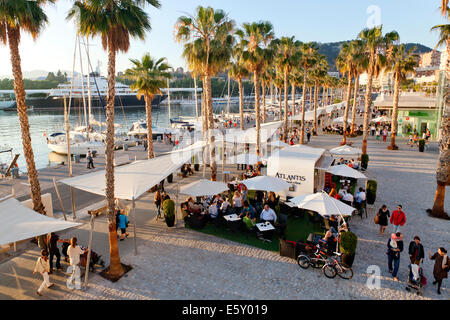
[374,214,380,225]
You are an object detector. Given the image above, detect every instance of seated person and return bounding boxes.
[180,164,189,177]
[260,204,277,224]
[266,192,279,210]
[339,157,345,165]
[220,197,231,215]
[242,211,257,232]
[208,201,219,219]
[239,201,256,219]
[350,159,359,170]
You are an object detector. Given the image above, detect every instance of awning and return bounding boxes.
[288,192,355,217]
[0,198,81,245]
[327,164,367,179]
[315,156,335,170]
[180,179,229,197]
[60,152,191,200]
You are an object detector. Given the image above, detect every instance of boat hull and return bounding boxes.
[47,142,105,156]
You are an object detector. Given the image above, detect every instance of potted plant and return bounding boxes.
[162,199,175,227]
[339,231,358,267]
[418,139,425,152]
[167,173,173,183]
[361,154,369,170]
[366,180,377,204]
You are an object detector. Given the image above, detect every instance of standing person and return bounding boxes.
[382,128,388,142]
[118,210,129,241]
[33,249,53,296]
[47,232,62,273]
[306,128,311,143]
[387,232,404,281]
[390,205,406,233]
[428,248,449,295]
[232,191,243,214]
[408,236,425,265]
[154,190,162,219]
[376,127,380,141]
[87,150,95,169]
[370,124,376,136]
[67,237,84,289]
[376,205,390,235]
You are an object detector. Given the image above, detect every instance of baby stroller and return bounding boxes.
[405,263,426,296]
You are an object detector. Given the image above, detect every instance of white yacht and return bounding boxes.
[46,132,105,156]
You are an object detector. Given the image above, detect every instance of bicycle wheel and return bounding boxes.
[312,259,325,269]
[322,264,337,279]
[337,265,354,280]
[297,255,311,269]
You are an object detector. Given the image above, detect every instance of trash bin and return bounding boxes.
[11,167,19,179]
[123,144,128,151]
[74,154,80,163]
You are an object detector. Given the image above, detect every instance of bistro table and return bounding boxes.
[256,222,275,242]
[223,213,242,232]
[223,214,241,222]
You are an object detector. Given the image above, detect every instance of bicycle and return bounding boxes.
[297,241,330,269]
[322,252,354,280]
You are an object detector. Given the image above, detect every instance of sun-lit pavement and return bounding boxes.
[0,132,449,300]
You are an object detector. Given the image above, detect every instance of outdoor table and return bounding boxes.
[223,214,241,222]
[223,214,242,233]
[256,222,275,242]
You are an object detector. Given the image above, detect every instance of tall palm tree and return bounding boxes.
[68,0,160,279]
[358,26,399,155]
[0,0,54,215]
[236,21,274,155]
[273,36,301,140]
[273,73,284,123]
[260,70,270,123]
[336,41,356,145]
[175,6,234,181]
[385,44,418,150]
[430,4,450,218]
[310,55,328,134]
[289,68,303,118]
[350,40,368,134]
[298,42,319,144]
[229,60,249,130]
[124,54,172,159]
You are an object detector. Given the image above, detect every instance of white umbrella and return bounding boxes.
[242,175,291,192]
[180,179,229,197]
[288,192,355,217]
[332,116,347,124]
[226,153,261,165]
[371,116,391,123]
[268,140,290,148]
[327,164,367,179]
[329,145,362,156]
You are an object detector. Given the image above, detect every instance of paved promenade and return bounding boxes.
[0,131,449,300]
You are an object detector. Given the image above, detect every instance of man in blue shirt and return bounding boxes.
[239,201,256,219]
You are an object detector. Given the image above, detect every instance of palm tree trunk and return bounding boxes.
[206,74,216,181]
[342,74,353,145]
[254,72,261,156]
[309,86,313,110]
[105,41,123,278]
[313,80,319,135]
[262,84,267,123]
[278,88,282,122]
[239,78,244,130]
[388,72,400,150]
[283,70,289,141]
[292,84,296,116]
[300,69,307,144]
[330,87,334,105]
[350,73,360,134]
[7,26,45,214]
[362,53,375,155]
[145,94,154,158]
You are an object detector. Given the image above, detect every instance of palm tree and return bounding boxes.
[124,54,172,159]
[298,42,319,144]
[229,60,249,130]
[0,0,54,215]
[236,21,274,155]
[273,36,301,140]
[260,70,270,123]
[289,68,303,118]
[430,4,450,218]
[68,0,160,279]
[350,40,368,134]
[385,44,418,150]
[175,6,234,181]
[358,26,399,155]
[273,73,284,123]
[310,55,328,134]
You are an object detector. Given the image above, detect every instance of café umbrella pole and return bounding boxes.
[132,197,137,255]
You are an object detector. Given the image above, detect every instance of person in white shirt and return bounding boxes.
[220,197,231,214]
[260,204,277,223]
[67,237,85,289]
[208,202,219,219]
[342,192,354,206]
[33,249,53,296]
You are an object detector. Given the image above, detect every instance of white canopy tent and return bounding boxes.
[288,192,355,218]
[180,179,229,197]
[326,164,367,179]
[332,116,347,124]
[0,198,81,245]
[221,121,283,145]
[329,145,362,157]
[241,175,291,193]
[226,153,261,165]
[371,115,392,123]
[268,140,290,148]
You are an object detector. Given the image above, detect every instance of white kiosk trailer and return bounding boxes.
[266,145,334,200]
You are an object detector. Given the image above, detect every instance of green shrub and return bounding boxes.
[361,154,369,169]
[162,199,175,218]
[339,231,358,254]
[366,180,377,204]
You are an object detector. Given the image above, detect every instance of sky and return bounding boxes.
[0,0,446,78]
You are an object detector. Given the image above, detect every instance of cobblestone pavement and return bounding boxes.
[1,132,449,300]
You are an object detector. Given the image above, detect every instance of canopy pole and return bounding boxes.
[322,190,347,254]
[53,177,67,221]
[83,213,94,288]
[64,95,76,220]
[132,198,137,255]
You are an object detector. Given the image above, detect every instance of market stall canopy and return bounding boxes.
[60,152,191,200]
[329,145,362,156]
[326,164,367,179]
[332,116,347,124]
[371,116,392,123]
[268,140,290,148]
[180,179,229,197]
[288,192,355,217]
[220,121,283,144]
[241,175,291,192]
[226,153,261,165]
[0,198,81,245]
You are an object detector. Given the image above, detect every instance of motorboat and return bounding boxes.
[46,132,105,156]
[127,120,176,139]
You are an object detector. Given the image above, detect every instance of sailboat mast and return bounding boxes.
[167,79,171,123]
[227,73,230,116]
[77,37,88,141]
[194,76,198,121]
[86,37,92,139]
